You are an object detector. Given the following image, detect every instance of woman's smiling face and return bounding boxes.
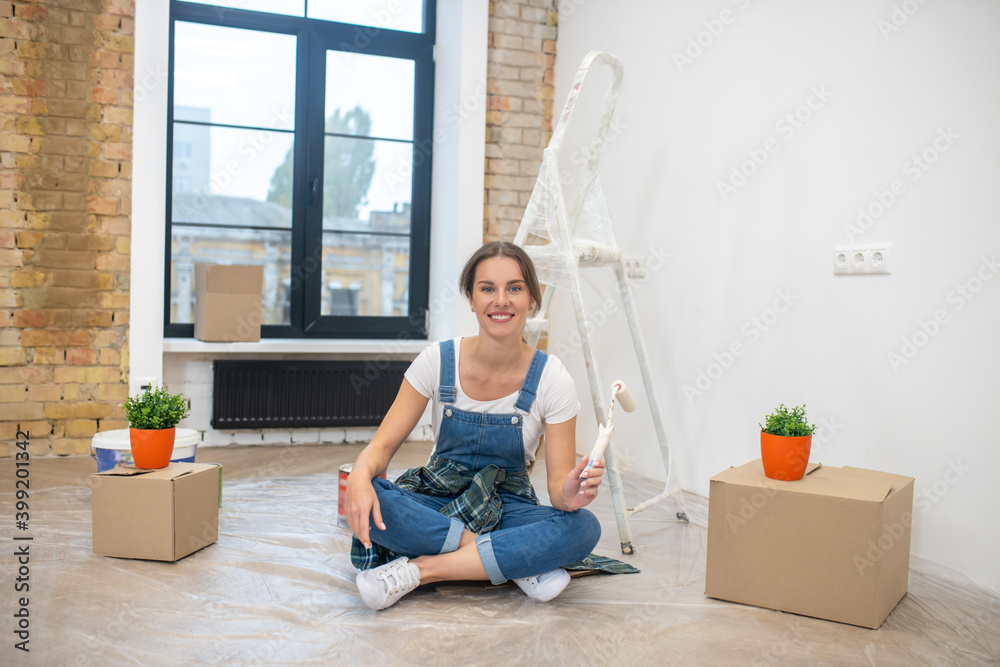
[469,256,533,338]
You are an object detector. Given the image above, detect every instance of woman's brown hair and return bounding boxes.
[459,241,542,316]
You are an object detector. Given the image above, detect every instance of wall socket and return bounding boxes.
[623,256,648,279]
[833,245,891,275]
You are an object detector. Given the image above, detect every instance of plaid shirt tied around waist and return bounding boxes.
[350,454,638,576]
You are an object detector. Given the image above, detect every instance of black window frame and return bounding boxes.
[164,0,435,340]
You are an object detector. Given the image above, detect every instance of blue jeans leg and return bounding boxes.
[475,495,601,584]
[368,478,465,557]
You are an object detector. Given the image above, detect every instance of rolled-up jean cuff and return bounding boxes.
[475,534,506,584]
[439,518,465,554]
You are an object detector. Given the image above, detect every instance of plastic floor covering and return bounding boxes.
[1,443,998,666]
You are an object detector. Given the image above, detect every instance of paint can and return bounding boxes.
[338,463,387,528]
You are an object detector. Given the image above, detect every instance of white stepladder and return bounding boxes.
[513,51,688,555]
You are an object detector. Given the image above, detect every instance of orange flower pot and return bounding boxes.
[129,427,176,469]
[760,432,811,481]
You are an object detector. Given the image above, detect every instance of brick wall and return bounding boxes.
[0,0,134,457]
[484,0,557,243]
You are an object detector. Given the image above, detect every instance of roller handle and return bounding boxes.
[582,423,614,477]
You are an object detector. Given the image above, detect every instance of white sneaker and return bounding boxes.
[356,557,422,610]
[513,568,571,602]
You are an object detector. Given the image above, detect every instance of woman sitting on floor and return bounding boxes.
[344,241,603,610]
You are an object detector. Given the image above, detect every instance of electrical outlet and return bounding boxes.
[833,245,891,275]
[869,246,891,274]
[623,256,647,279]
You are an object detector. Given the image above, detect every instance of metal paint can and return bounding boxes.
[338,463,386,528]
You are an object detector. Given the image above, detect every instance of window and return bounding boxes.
[165,1,435,339]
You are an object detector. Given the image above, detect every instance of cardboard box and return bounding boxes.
[92,463,222,561]
[705,459,914,629]
[194,264,263,342]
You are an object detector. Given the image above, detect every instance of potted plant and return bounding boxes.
[122,386,191,469]
[759,403,816,481]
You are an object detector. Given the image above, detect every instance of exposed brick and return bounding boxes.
[18,422,53,438]
[27,384,61,402]
[0,348,28,366]
[11,270,44,288]
[58,367,121,385]
[32,347,66,366]
[106,0,136,17]
[52,438,92,456]
[50,309,112,327]
[97,383,127,401]
[89,49,122,69]
[0,134,32,153]
[65,348,97,365]
[65,419,97,438]
[90,86,118,105]
[0,386,26,403]
[103,143,131,160]
[0,423,18,443]
[44,401,112,420]
[20,329,90,348]
[2,403,44,420]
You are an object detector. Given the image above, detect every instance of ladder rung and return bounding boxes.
[575,241,620,267]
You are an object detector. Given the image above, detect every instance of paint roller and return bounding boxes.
[581,380,636,477]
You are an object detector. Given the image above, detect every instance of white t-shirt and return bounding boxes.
[405,338,580,463]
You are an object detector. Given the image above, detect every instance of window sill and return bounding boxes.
[162,338,431,356]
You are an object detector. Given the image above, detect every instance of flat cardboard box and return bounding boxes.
[92,463,222,562]
[705,459,914,629]
[194,264,263,342]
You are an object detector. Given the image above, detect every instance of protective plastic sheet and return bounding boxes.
[1,445,998,666]
[515,51,625,299]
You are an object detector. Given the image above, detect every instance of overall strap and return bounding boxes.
[438,339,457,404]
[514,350,549,412]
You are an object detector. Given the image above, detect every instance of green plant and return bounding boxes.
[760,403,816,437]
[123,386,190,430]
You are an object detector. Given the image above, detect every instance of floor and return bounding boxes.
[1,443,998,666]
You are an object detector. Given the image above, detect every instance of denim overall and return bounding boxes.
[368,339,601,584]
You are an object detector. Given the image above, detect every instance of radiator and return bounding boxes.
[211,360,409,429]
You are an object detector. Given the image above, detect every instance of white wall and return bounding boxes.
[553,0,1000,592]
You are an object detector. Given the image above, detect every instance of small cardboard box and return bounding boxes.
[92,463,222,562]
[194,264,263,342]
[705,459,914,629]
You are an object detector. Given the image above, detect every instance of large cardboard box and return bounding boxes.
[92,463,222,561]
[194,264,263,342]
[705,459,914,629]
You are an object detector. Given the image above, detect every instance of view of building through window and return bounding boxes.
[166,3,432,337]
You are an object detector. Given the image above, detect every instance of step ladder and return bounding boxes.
[513,51,688,555]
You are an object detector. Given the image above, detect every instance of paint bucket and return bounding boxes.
[338,463,387,528]
[92,428,200,472]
